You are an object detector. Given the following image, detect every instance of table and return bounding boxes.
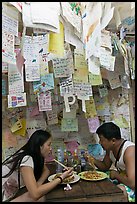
[45,178,128,202]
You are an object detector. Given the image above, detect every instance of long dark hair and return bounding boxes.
[2,129,52,181]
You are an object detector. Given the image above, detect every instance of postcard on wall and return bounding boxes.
[99,48,115,71]
[85,97,97,119]
[61,2,81,33]
[88,72,103,86]
[8,64,24,94]
[85,23,101,59]
[40,73,54,92]
[38,92,52,111]
[64,21,83,49]
[94,95,110,116]
[87,116,100,133]
[61,118,78,132]
[108,71,121,89]
[98,85,108,98]
[101,29,112,51]
[73,67,89,83]
[82,2,102,43]
[8,92,27,108]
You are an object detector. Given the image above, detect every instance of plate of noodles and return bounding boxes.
[78,171,108,181]
[48,172,80,184]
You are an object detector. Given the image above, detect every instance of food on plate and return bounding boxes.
[81,171,106,180]
[53,173,75,183]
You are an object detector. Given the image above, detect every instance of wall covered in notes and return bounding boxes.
[2,2,135,161]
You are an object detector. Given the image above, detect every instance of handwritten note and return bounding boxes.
[52,57,73,78]
[8,63,24,94]
[74,82,93,97]
[2,12,18,36]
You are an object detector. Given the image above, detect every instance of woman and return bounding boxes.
[85,122,135,202]
[2,129,73,202]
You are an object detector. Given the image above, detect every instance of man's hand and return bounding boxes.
[109,170,119,180]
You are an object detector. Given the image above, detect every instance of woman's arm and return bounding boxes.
[36,164,50,186]
[20,166,73,201]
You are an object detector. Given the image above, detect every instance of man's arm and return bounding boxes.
[94,150,112,171]
[110,146,135,190]
[85,151,112,171]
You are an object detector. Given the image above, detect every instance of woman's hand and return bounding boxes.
[60,167,73,180]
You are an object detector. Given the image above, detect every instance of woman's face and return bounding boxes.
[40,137,52,158]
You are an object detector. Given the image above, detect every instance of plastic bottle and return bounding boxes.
[80,150,86,171]
[73,149,79,165]
[64,149,68,166]
[56,148,64,173]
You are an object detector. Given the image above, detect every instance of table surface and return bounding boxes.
[45,177,128,202]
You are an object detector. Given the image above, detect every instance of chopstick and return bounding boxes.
[54,159,68,170]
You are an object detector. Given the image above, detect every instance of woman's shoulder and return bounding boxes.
[20,155,34,168]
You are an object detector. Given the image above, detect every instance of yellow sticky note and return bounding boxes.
[11,119,22,133]
[14,118,26,136]
[48,22,64,57]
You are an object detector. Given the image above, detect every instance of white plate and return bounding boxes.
[78,171,108,181]
[48,173,80,184]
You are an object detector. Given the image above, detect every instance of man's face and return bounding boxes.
[98,135,112,151]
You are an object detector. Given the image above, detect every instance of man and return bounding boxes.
[85,122,135,202]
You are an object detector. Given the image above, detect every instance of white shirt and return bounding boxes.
[110,140,135,171]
